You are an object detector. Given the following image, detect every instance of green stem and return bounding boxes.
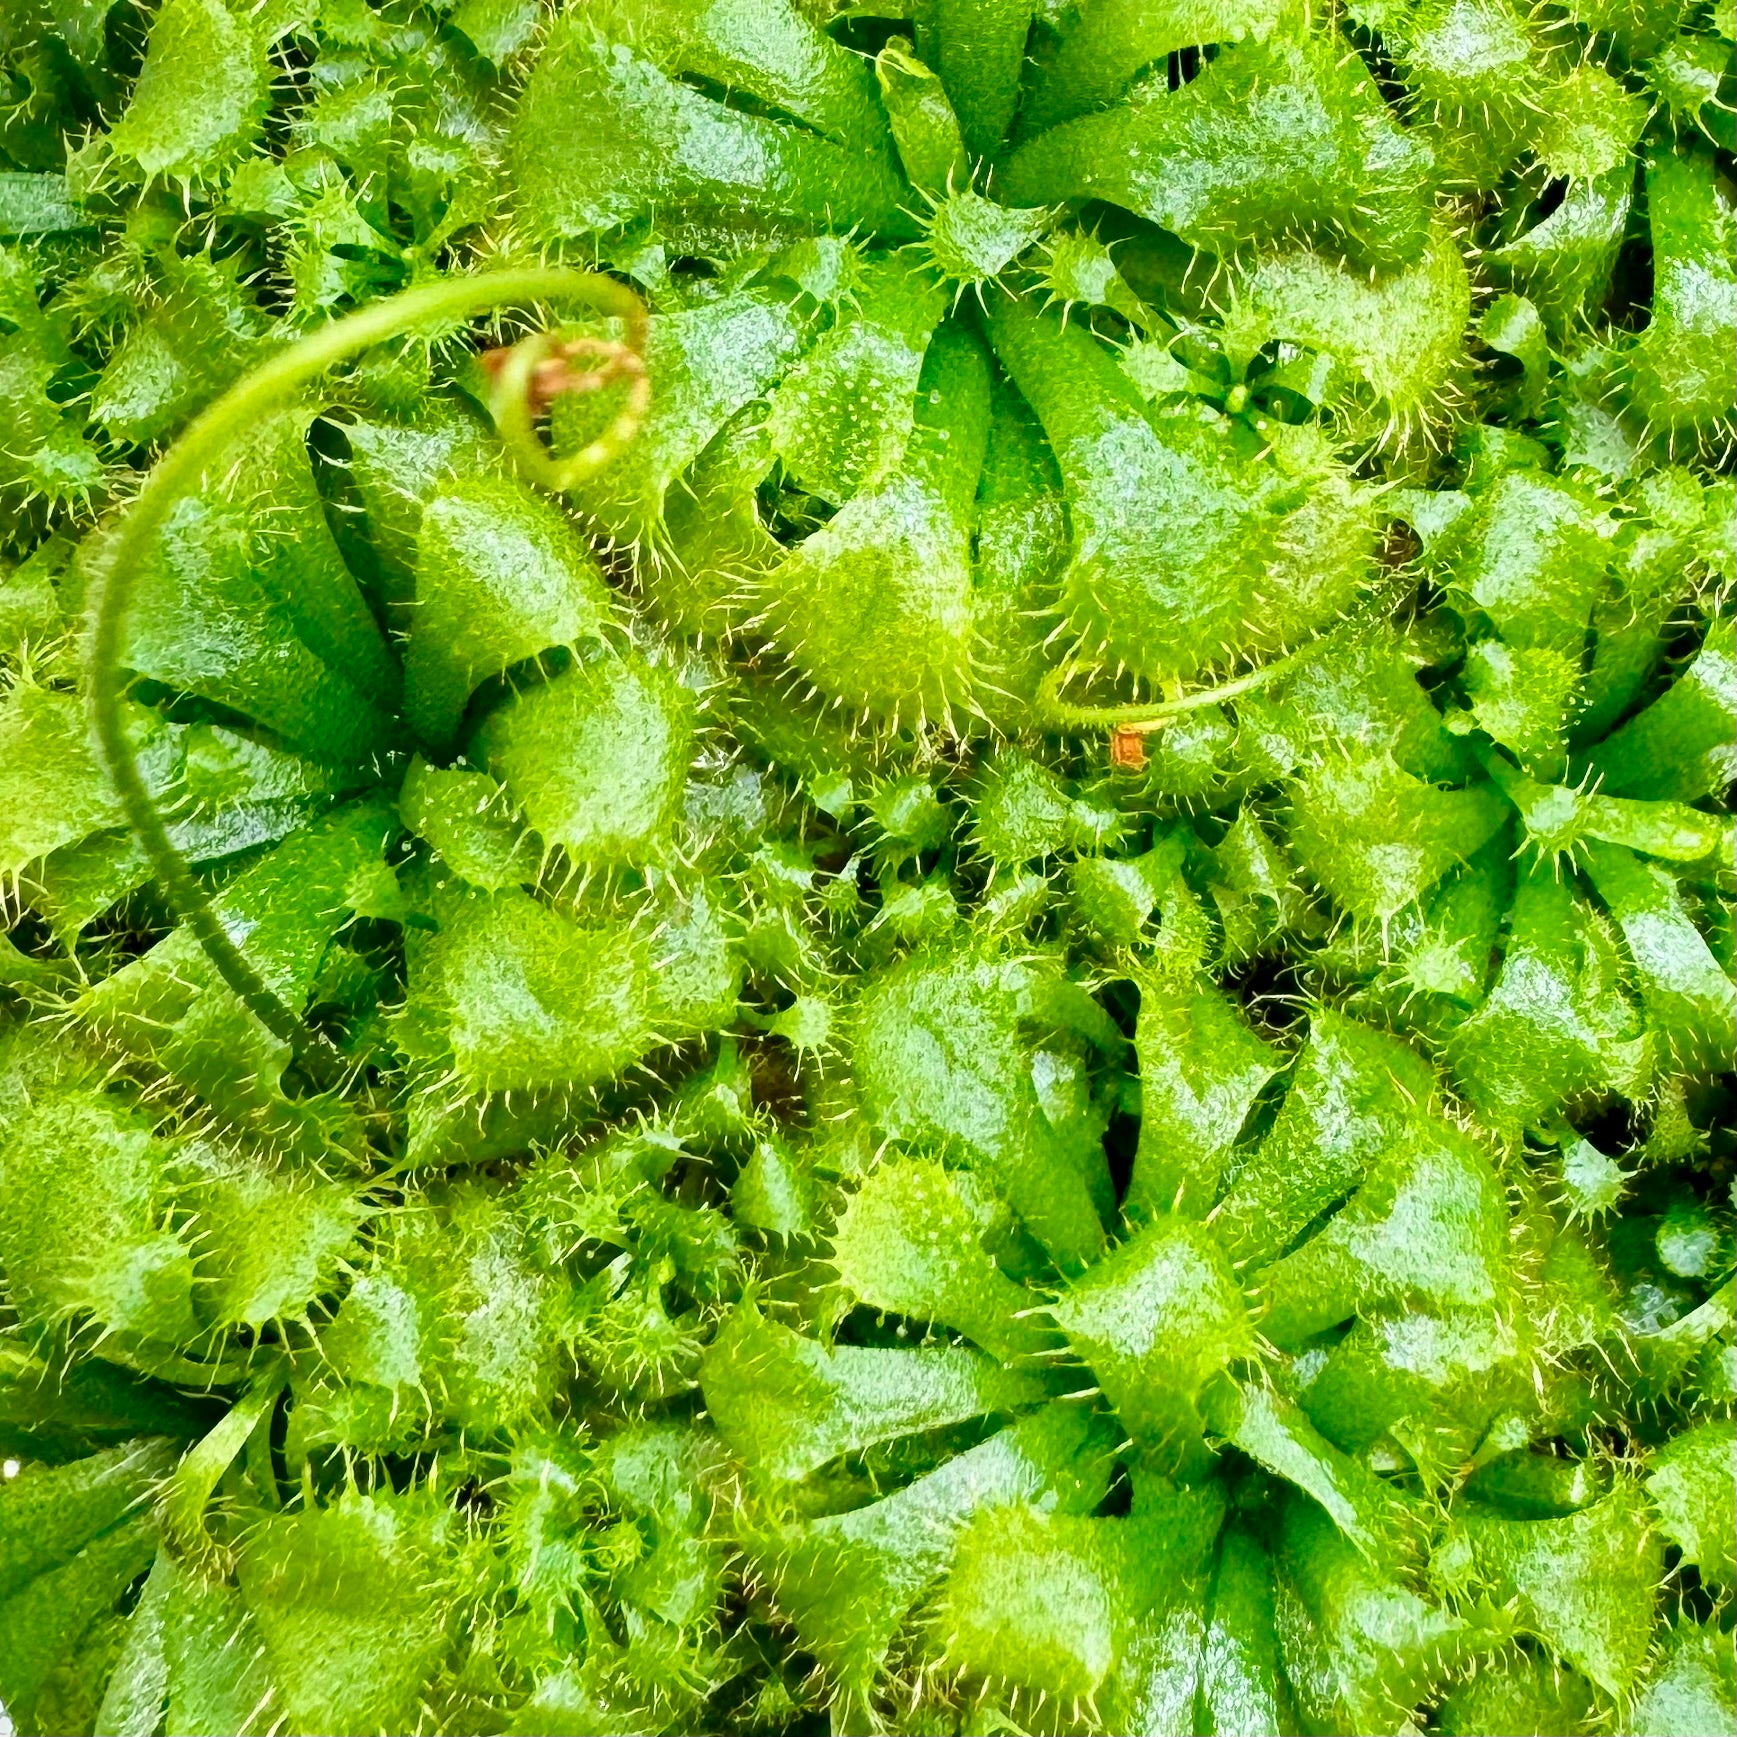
[1036,647,1307,733]
[88,268,647,1085]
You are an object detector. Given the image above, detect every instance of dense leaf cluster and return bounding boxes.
[0,0,1732,1733]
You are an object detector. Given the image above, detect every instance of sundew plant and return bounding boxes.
[0,0,1733,1733]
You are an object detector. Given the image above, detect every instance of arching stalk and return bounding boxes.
[1036,660,1298,734]
[1037,645,1312,768]
[1037,588,1406,765]
[87,268,650,1086]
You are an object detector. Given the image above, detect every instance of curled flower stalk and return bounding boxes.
[86,269,651,1082]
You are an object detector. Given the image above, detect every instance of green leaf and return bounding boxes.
[91,1544,173,1737]
[0,681,125,877]
[916,0,1033,160]
[0,1083,196,1343]
[36,722,359,944]
[1213,1009,1440,1268]
[1488,164,1632,335]
[1647,32,1737,148]
[1257,446,1381,651]
[972,378,1068,724]
[0,536,67,655]
[917,186,1054,291]
[450,0,541,62]
[1255,1113,1509,1346]
[1432,1481,1661,1696]
[304,1184,575,1448]
[0,1507,158,1737]
[646,407,779,640]
[1301,1307,1529,1480]
[339,399,499,609]
[730,1133,820,1241]
[1435,1649,1599,1737]
[1380,836,1513,1011]
[1275,1494,1497,1732]
[104,1544,277,1737]
[1645,1419,1736,1589]
[1465,639,1582,776]
[937,1506,1127,1702]
[507,14,909,246]
[1559,0,1692,61]
[1222,223,1473,448]
[1019,0,1285,136]
[875,41,969,196]
[1001,31,1434,265]
[1484,753,1731,866]
[764,254,946,505]
[105,0,271,181]
[700,1300,1049,1487]
[477,650,695,870]
[646,875,743,1036]
[118,495,396,766]
[398,755,536,892]
[1443,468,1613,656]
[985,291,1283,684]
[1242,622,1467,785]
[1389,0,1551,188]
[1288,749,1507,927]
[0,1439,173,1604]
[1623,1279,1735,1402]
[405,473,617,758]
[1446,863,1650,1136]
[560,283,817,543]
[0,1342,211,1466]
[1197,1523,1291,1737]
[402,881,656,1099]
[1050,1214,1255,1454]
[1622,1620,1737,1737]
[1577,468,1717,741]
[237,1489,455,1737]
[1102,1479,1227,1735]
[760,320,989,728]
[850,946,1117,1267]
[226,407,399,710]
[971,751,1121,868]
[1038,228,1161,333]
[1068,839,1210,965]
[1591,616,1736,803]
[0,172,83,237]
[1623,148,1737,454]
[1208,1381,1405,1558]
[80,801,395,1097]
[828,1156,1048,1361]
[1128,978,1281,1218]
[758,1402,1115,1693]
[170,1141,366,1332]
[593,0,892,155]
[1531,63,1648,184]
[1581,840,1735,1073]
[494,1430,591,1615]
